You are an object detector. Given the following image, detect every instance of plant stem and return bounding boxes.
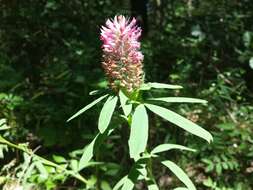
[147,156,157,185]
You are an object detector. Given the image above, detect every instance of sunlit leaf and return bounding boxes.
[121,178,135,190]
[122,160,146,190]
[35,161,48,179]
[128,104,149,160]
[113,176,128,190]
[250,57,253,69]
[67,94,108,122]
[114,153,149,190]
[78,136,97,171]
[151,144,196,155]
[0,119,11,131]
[148,97,207,104]
[52,155,67,163]
[119,90,132,116]
[70,159,79,172]
[147,182,159,190]
[98,96,118,133]
[23,163,36,183]
[0,144,7,158]
[162,160,196,190]
[89,90,100,95]
[174,187,189,190]
[0,119,6,126]
[101,180,112,190]
[146,82,183,89]
[78,133,107,171]
[145,104,213,143]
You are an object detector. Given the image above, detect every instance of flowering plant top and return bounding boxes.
[100,15,144,93]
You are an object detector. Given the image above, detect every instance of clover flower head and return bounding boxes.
[100,15,144,93]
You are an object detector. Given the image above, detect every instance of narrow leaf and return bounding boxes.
[122,178,135,190]
[78,133,106,171]
[113,176,127,190]
[67,94,108,122]
[78,135,98,171]
[151,144,196,155]
[147,82,183,89]
[149,97,207,104]
[119,90,132,116]
[148,183,159,190]
[101,181,112,190]
[145,104,213,143]
[52,155,67,163]
[0,119,6,126]
[0,119,11,130]
[162,160,196,190]
[98,96,118,133]
[89,90,100,95]
[128,105,149,159]
[23,163,36,183]
[35,161,48,178]
[0,125,11,131]
[174,188,189,190]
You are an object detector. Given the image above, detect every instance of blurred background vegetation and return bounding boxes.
[0,0,252,189]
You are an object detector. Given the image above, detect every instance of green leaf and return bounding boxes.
[216,163,222,175]
[67,94,108,122]
[78,136,97,171]
[128,104,149,160]
[222,162,228,170]
[101,180,112,190]
[0,119,11,131]
[0,119,6,126]
[119,90,132,116]
[162,160,196,190]
[147,183,159,190]
[148,97,207,104]
[78,133,106,171]
[146,82,183,89]
[89,90,100,95]
[70,159,79,172]
[52,155,67,163]
[136,164,147,180]
[151,144,196,155]
[0,144,8,158]
[121,178,135,190]
[140,83,152,90]
[217,123,235,130]
[86,175,97,188]
[174,188,189,190]
[113,159,146,190]
[145,104,213,143]
[249,57,253,69]
[35,161,48,179]
[23,163,35,183]
[113,176,127,190]
[98,96,118,133]
[113,174,137,190]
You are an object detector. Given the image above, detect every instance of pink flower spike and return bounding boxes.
[100,15,144,93]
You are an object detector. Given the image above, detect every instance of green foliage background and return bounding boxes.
[0,0,253,189]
